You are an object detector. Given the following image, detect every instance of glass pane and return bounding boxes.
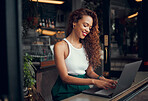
[110,0,142,77]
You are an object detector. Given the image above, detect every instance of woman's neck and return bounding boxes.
[67,32,80,44]
[66,32,83,49]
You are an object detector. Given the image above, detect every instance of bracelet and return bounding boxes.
[97,75,102,80]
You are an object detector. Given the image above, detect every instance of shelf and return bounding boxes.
[33,60,55,69]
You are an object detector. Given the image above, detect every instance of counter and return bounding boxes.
[62,72,148,101]
[33,60,58,101]
[33,60,55,70]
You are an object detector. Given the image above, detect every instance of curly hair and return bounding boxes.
[66,8,101,69]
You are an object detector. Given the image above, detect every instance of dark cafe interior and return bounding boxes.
[0,0,148,101]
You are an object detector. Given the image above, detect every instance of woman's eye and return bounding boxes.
[83,24,87,27]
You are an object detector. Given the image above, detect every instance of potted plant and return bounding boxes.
[23,53,37,97]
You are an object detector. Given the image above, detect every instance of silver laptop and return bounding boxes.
[82,60,142,98]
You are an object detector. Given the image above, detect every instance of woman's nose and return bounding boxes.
[85,27,90,32]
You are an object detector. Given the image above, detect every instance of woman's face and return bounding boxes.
[73,15,93,39]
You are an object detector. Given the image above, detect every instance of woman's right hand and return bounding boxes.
[93,79,115,89]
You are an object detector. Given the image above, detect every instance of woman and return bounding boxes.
[51,8,117,101]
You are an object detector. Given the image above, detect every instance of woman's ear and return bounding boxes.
[73,22,76,28]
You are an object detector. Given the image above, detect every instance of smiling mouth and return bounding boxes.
[82,32,87,36]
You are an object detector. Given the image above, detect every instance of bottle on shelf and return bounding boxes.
[42,19,45,27]
[39,19,42,27]
[46,19,49,28]
[51,20,55,28]
[48,18,51,28]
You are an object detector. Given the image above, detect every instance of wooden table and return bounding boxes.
[62,72,148,101]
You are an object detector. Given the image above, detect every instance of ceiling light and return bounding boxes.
[31,0,64,4]
[135,0,142,2]
[128,12,138,19]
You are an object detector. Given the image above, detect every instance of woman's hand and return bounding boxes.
[99,77,118,89]
[93,79,115,89]
[104,78,117,85]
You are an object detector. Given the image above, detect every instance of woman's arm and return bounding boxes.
[54,41,115,89]
[86,65,104,79]
[54,41,94,85]
[86,65,117,86]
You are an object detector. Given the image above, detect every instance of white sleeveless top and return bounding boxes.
[63,38,89,75]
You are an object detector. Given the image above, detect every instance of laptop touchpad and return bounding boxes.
[94,89,114,96]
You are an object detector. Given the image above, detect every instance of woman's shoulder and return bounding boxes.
[54,40,68,51]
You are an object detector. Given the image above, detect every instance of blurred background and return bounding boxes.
[1,0,148,101]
